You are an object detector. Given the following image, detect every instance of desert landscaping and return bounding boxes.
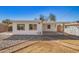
[0,32,79,53]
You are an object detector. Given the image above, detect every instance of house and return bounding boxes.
[12,20,60,35]
[12,20,79,35]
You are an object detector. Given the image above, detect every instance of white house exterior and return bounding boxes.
[12,20,56,35]
[64,22,79,36]
[12,20,79,35]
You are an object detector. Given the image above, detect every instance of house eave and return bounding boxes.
[12,20,41,23]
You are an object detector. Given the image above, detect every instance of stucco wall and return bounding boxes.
[12,22,42,35]
[0,24,8,32]
[43,23,56,31]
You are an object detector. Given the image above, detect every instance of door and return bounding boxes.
[47,24,51,31]
[57,25,63,32]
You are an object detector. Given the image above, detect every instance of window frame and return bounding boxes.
[29,24,37,30]
[17,24,25,31]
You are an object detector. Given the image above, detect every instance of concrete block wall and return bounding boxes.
[64,26,79,36]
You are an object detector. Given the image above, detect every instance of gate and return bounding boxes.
[57,25,63,32]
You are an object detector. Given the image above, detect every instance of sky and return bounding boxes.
[0,6,79,22]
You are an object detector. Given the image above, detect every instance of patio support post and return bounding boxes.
[41,23,43,35]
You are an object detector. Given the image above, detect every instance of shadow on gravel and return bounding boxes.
[4,34,79,41]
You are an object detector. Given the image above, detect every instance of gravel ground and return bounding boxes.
[0,40,27,50]
[0,33,28,50]
[0,32,79,53]
[0,34,79,50]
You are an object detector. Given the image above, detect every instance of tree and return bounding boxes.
[2,19,12,31]
[39,14,45,35]
[39,15,45,21]
[2,19,12,25]
[76,21,79,23]
[34,18,38,20]
[49,13,56,21]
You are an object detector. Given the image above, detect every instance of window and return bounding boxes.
[65,26,68,28]
[17,24,25,30]
[29,24,37,30]
[47,24,51,29]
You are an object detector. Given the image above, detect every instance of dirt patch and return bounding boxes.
[15,41,78,53]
